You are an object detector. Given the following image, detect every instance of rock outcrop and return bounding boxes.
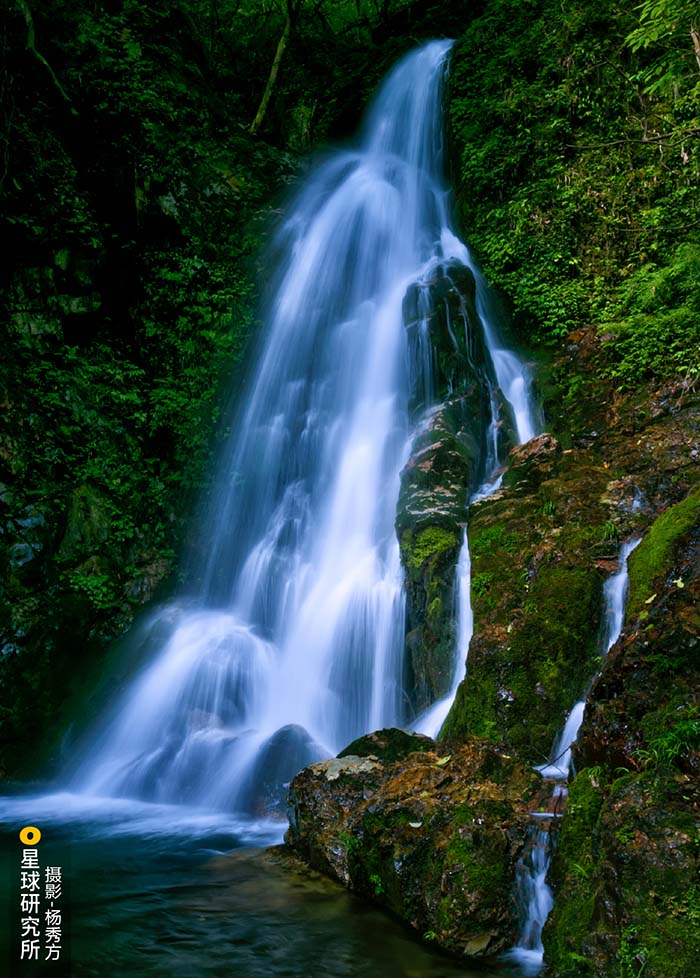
[396,401,475,712]
[286,729,539,958]
[544,504,700,978]
[441,437,611,762]
[396,259,510,714]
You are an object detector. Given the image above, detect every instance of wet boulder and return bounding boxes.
[503,433,561,492]
[286,732,539,958]
[239,724,327,818]
[337,727,435,763]
[396,400,479,713]
[402,259,492,412]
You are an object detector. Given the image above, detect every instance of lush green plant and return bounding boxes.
[636,707,700,769]
[471,572,495,597]
[368,872,385,896]
[448,0,700,386]
[618,924,649,978]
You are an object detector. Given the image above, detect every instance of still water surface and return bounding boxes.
[0,790,521,978]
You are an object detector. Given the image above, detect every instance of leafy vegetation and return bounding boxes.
[448,0,700,383]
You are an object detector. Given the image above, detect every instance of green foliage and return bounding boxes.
[626,485,700,618]
[600,244,700,386]
[626,1,700,94]
[471,572,495,597]
[368,872,385,896]
[65,571,118,611]
[618,925,649,978]
[636,706,700,770]
[337,830,360,855]
[0,0,427,773]
[448,0,700,385]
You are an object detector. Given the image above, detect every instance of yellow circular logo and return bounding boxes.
[19,826,41,845]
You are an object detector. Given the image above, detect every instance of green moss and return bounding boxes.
[470,526,518,558]
[444,833,509,900]
[405,526,460,570]
[547,767,700,978]
[445,560,602,759]
[427,596,443,626]
[471,572,495,597]
[543,769,604,975]
[627,485,700,620]
[555,768,605,867]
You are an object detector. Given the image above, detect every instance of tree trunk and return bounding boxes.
[249,12,292,136]
[691,25,700,73]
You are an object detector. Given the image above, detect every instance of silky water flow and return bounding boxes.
[69,41,539,819]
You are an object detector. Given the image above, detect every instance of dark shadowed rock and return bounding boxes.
[402,260,493,416]
[337,727,435,763]
[240,724,327,818]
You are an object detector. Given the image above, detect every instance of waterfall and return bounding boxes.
[507,536,642,973]
[70,40,538,817]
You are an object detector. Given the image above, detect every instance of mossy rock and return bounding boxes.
[57,484,112,564]
[544,768,700,978]
[287,736,539,959]
[442,448,610,761]
[578,515,700,772]
[337,727,435,763]
[396,400,480,713]
[548,520,700,977]
[626,484,700,621]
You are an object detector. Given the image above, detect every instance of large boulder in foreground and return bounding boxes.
[286,732,538,958]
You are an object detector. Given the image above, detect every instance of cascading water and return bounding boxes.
[413,289,540,740]
[507,535,642,974]
[415,527,474,739]
[69,40,539,817]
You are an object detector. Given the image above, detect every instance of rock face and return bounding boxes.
[504,432,562,490]
[396,260,509,715]
[402,260,494,418]
[286,730,539,958]
[441,438,610,762]
[423,327,700,976]
[396,402,475,712]
[544,509,700,978]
